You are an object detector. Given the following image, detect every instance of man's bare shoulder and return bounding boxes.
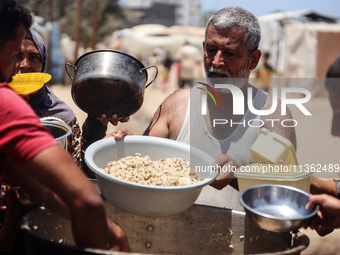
[145,88,190,138]
[161,88,190,110]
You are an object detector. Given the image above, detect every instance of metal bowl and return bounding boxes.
[85,136,218,217]
[239,184,318,233]
[40,117,72,150]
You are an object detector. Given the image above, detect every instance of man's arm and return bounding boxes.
[310,177,337,196]
[144,89,190,140]
[4,159,69,218]
[16,145,129,251]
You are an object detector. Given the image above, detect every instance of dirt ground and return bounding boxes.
[50,74,340,254]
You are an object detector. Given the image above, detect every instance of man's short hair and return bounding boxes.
[326,56,340,91]
[205,6,261,55]
[0,0,32,46]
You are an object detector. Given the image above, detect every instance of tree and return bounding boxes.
[18,0,126,47]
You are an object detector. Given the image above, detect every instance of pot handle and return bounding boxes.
[40,116,66,125]
[140,65,158,89]
[65,63,76,80]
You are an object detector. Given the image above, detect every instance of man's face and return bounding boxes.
[329,89,340,137]
[0,24,26,82]
[203,24,260,81]
[16,38,43,73]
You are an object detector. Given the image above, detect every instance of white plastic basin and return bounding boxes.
[85,136,218,217]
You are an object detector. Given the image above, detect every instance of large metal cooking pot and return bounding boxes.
[40,117,71,151]
[20,201,309,255]
[65,50,158,118]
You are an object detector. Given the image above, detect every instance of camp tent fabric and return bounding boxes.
[130,24,168,35]
[258,18,285,74]
[283,23,319,78]
[258,10,340,76]
[283,23,340,96]
[110,25,205,59]
[167,26,205,38]
[119,34,203,58]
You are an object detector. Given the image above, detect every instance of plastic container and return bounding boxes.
[236,128,310,192]
[235,164,312,193]
[250,128,298,165]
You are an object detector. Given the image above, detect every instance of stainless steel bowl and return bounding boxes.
[40,117,72,150]
[239,184,319,233]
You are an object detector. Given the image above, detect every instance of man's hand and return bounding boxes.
[209,154,241,190]
[98,114,130,126]
[106,218,130,252]
[104,128,133,140]
[305,194,340,236]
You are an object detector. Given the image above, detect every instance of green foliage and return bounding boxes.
[18,0,126,46]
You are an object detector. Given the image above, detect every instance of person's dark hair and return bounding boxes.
[325,56,340,91]
[0,0,32,46]
[263,52,270,58]
[205,6,261,55]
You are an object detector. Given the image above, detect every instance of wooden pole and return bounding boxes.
[91,0,99,50]
[74,0,82,62]
[48,0,54,21]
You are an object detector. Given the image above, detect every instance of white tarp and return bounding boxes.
[117,34,203,58]
[109,24,205,59]
[283,23,319,78]
[257,10,318,75]
[258,9,340,76]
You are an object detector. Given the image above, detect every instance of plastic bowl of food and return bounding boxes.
[9,72,51,96]
[240,184,318,233]
[85,136,218,217]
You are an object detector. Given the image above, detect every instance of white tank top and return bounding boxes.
[176,85,267,210]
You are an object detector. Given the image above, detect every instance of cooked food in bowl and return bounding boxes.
[85,136,218,217]
[103,153,203,186]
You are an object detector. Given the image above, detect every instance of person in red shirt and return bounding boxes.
[0,0,129,252]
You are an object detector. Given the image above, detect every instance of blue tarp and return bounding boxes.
[48,21,65,85]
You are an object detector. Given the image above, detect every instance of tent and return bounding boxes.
[284,23,340,78]
[257,10,340,96]
[109,24,205,59]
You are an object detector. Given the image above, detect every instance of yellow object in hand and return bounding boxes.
[9,72,52,96]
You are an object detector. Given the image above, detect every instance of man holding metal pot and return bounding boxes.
[0,0,129,252]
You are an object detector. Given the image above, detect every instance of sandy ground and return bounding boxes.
[50,74,340,254]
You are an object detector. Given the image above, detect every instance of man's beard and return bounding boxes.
[204,58,251,78]
[204,61,250,90]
